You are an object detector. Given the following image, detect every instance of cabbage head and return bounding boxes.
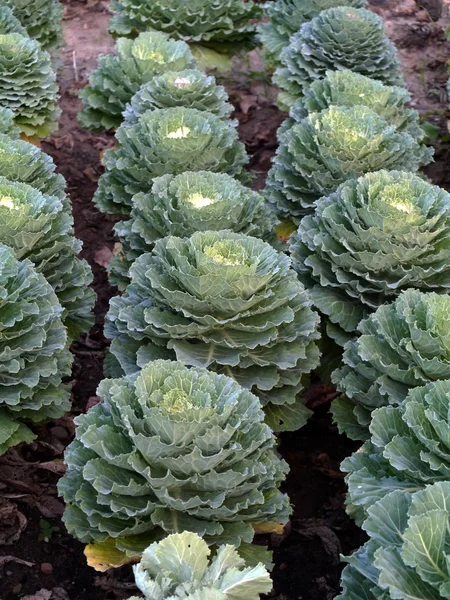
[109,0,262,54]
[259,0,367,66]
[290,171,450,343]
[0,5,27,35]
[0,108,20,138]
[105,231,321,431]
[94,108,249,218]
[0,133,66,202]
[126,531,272,600]
[79,32,197,131]
[0,177,94,340]
[0,33,60,137]
[342,380,450,527]
[0,244,72,455]
[58,360,291,554]
[274,7,403,109]
[122,69,233,127]
[109,171,279,289]
[265,106,433,222]
[282,70,424,141]
[337,482,450,599]
[332,290,450,441]
[4,0,63,51]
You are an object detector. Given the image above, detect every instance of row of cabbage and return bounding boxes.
[260,1,450,598]
[0,0,96,455]
[57,8,304,599]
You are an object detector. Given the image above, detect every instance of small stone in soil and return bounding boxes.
[41,563,53,575]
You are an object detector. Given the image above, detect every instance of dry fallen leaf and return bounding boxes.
[94,246,114,268]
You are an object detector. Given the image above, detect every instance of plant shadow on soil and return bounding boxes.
[0,0,449,598]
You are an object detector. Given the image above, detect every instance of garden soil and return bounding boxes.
[0,1,449,598]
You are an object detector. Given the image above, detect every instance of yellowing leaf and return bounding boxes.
[253,521,286,534]
[190,44,233,73]
[275,220,297,243]
[84,538,139,571]
[20,133,41,147]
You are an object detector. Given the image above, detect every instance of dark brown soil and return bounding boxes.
[0,1,448,599]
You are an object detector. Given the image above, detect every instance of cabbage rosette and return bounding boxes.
[94,107,249,218]
[106,231,321,431]
[290,171,450,343]
[79,32,197,131]
[0,244,72,455]
[109,171,278,289]
[332,290,450,440]
[274,7,403,109]
[59,360,291,554]
[4,0,63,51]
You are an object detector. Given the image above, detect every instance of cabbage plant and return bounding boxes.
[109,0,262,55]
[4,0,63,51]
[0,33,60,137]
[332,290,450,441]
[0,177,94,339]
[274,7,403,109]
[0,244,72,455]
[122,69,233,127]
[282,70,425,140]
[105,231,321,431]
[0,5,27,35]
[0,108,20,138]
[265,106,433,222]
[79,32,197,131]
[94,107,249,218]
[259,0,367,66]
[342,380,450,526]
[290,171,450,342]
[337,482,450,599]
[109,171,279,289]
[0,133,66,202]
[59,360,291,554]
[127,532,272,600]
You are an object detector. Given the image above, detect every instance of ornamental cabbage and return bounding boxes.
[274,7,403,109]
[58,360,291,554]
[109,171,279,289]
[0,244,72,455]
[105,231,321,432]
[4,0,63,51]
[122,69,233,127]
[109,0,262,54]
[337,483,450,599]
[127,532,272,600]
[282,70,425,140]
[0,33,60,137]
[290,171,450,342]
[259,0,367,66]
[0,5,27,35]
[342,380,450,526]
[332,290,450,441]
[0,133,66,202]
[0,177,94,340]
[79,32,197,131]
[0,108,20,138]
[94,108,249,218]
[265,106,433,222]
